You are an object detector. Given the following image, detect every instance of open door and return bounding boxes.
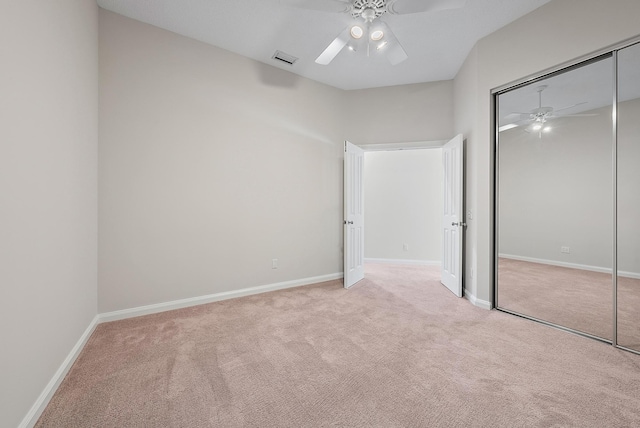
[344,141,365,288]
[441,134,464,297]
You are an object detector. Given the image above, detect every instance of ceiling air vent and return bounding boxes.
[272,50,298,66]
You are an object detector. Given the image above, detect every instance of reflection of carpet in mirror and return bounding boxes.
[617,275,640,350]
[498,258,640,349]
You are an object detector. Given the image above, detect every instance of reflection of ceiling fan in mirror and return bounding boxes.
[282,0,466,65]
[501,85,597,138]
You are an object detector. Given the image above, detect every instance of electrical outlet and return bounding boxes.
[561,246,570,254]
[272,259,278,269]
[403,243,409,251]
[467,210,473,220]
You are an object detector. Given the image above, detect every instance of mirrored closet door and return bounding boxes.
[495,41,640,354]
[496,56,614,341]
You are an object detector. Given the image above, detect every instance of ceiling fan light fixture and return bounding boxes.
[371,29,384,41]
[350,25,364,39]
[543,126,552,133]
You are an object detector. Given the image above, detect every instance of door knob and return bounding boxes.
[348,221,354,224]
[452,222,468,227]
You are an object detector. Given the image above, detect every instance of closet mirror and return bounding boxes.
[616,42,640,352]
[496,56,614,340]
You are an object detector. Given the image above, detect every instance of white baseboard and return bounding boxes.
[99,272,344,323]
[618,270,640,280]
[19,315,100,428]
[365,258,441,266]
[499,253,640,279]
[464,289,492,310]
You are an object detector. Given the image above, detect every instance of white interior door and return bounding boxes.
[344,141,365,288]
[441,134,464,297]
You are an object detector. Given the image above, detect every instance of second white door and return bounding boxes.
[441,134,464,297]
[344,141,365,288]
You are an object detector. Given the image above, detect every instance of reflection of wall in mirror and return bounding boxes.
[617,97,640,276]
[499,98,640,278]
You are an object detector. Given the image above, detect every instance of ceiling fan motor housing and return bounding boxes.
[531,106,554,121]
[352,0,387,20]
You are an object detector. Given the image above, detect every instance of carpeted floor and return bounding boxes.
[37,263,640,427]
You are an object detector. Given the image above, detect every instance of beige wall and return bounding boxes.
[0,1,99,427]
[454,0,640,304]
[345,81,453,144]
[364,149,443,262]
[98,10,345,312]
[98,10,455,313]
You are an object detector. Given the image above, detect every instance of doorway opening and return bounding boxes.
[344,136,465,296]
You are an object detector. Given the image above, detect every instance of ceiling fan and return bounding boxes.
[500,85,596,138]
[282,0,466,65]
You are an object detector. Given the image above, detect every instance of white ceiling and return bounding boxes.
[96,0,552,90]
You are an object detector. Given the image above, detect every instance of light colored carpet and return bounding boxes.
[37,263,640,427]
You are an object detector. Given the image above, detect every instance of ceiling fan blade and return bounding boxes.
[502,113,530,122]
[499,116,532,130]
[387,0,466,15]
[315,26,351,65]
[280,0,352,13]
[376,22,408,65]
[386,42,408,65]
[553,101,587,113]
[554,113,599,117]
[498,123,520,132]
